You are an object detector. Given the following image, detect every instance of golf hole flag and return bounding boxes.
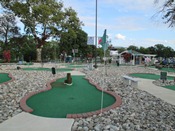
[98,29,109,51]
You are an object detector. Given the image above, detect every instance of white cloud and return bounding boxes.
[115,34,126,40]
[100,0,164,11]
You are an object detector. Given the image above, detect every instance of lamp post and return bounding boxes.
[94,0,98,68]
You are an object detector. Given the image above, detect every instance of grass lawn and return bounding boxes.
[27,76,115,118]
[0,73,12,84]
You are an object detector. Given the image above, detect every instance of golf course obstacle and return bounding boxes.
[51,67,56,76]
[64,73,72,85]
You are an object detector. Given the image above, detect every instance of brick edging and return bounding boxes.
[20,78,58,112]
[0,73,15,85]
[66,78,122,118]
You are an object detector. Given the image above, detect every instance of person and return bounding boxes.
[144,57,147,68]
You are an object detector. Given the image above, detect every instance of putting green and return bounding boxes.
[26,76,116,118]
[160,68,175,73]
[143,66,175,73]
[129,73,174,80]
[23,67,73,72]
[0,73,12,84]
[163,85,175,91]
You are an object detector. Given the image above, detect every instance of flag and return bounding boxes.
[99,29,108,51]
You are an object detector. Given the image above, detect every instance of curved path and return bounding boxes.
[137,78,175,105]
[0,112,74,131]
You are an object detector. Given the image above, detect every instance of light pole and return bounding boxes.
[94,0,98,68]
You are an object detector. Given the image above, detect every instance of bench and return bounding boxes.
[122,75,138,88]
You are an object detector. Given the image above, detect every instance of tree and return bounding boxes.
[9,35,37,61]
[139,46,149,54]
[42,41,60,61]
[147,46,156,54]
[60,28,87,57]
[8,0,83,61]
[154,0,175,27]
[127,45,139,51]
[0,11,20,46]
[154,44,165,57]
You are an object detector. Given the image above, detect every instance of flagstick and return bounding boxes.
[100,48,105,115]
[100,39,107,115]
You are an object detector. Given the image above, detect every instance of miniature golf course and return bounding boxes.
[129,73,175,91]
[26,76,116,118]
[23,67,73,72]
[0,73,12,84]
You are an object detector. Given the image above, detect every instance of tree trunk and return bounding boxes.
[36,48,42,62]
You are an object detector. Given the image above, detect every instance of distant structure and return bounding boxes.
[87,36,101,47]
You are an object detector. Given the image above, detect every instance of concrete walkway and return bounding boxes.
[0,112,74,131]
[137,78,175,105]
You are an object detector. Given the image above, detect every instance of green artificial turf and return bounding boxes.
[163,85,175,91]
[0,73,12,84]
[160,68,175,73]
[67,65,86,68]
[129,73,174,80]
[27,76,115,118]
[23,67,73,72]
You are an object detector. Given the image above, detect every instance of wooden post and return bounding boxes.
[64,73,72,85]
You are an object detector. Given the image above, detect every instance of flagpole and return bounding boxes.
[101,45,105,114]
[94,0,97,68]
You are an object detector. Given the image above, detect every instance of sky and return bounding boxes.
[1,0,175,49]
[63,0,175,49]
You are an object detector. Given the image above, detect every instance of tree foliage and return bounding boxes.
[0,11,20,46]
[6,0,83,48]
[154,0,175,27]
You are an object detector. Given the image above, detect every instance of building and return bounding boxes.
[119,50,156,65]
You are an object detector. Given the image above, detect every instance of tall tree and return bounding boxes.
[154,44,165,57]
[154,0,175,27]
[0,11,20,46]
[7,0,82,61]
[127,45,139,51]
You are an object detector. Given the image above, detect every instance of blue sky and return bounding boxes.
[63,0,175,49]
[1,0,175,49]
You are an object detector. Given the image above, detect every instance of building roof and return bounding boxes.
[120,50,144,56]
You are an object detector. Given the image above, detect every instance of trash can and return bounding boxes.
[51,67,56,75]
[160,72,167,80]
[116,60,119,66]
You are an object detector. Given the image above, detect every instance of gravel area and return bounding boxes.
[72,66,175,131]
